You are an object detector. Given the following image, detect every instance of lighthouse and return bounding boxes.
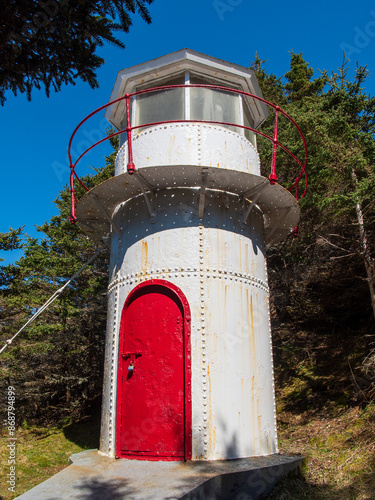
[71,49,305,462]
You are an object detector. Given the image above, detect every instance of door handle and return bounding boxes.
[121,352,142,371]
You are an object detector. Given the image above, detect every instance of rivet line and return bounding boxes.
[107,269,269,293]
[199,225,209,458]
[107,284,119,455]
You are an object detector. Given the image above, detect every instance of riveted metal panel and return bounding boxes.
[115,123,260,175]
[100,188,277,460]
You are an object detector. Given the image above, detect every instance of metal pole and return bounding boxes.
[126,94,135,174]
[0,248,102,355]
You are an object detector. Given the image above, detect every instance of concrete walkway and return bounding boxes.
[16,450,303,500]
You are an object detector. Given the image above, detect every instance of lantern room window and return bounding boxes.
[134,75,185,129]
[126,71,256,146]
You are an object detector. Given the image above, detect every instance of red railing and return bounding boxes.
[68,84,308,223]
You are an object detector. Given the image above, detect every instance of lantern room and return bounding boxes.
[104,49,267,148]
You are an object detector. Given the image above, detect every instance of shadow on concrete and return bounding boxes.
[163,461,302,500]
[162,419,300,500]
[63,416,101,451]
[72,478,136,500]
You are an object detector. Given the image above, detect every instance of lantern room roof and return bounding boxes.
[105,48,269,130]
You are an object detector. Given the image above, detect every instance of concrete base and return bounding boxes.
[16,450,303,500]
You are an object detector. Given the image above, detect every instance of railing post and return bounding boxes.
[269,106,279,184]
[70,168,76,223]
[126,94,135,174]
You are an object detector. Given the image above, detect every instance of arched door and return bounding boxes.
[116,280,191,460]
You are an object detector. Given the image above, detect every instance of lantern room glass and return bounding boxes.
[134,88,185,128]
[189,87,242,135]
[132,72,256,145]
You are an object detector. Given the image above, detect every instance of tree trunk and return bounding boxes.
[351,168,375,319]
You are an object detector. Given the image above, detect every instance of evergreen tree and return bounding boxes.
[0,137,117,424]
[318,62,375,318]
[284,52,326,102]
[0,0,155,104]
[253,53,375,327]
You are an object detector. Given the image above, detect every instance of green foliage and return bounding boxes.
[284,52,327,102]
[254,53,375,212]
[0,0,155,104]
[253,51,375,332]
[0,228,23,255]
[0,139,117,425]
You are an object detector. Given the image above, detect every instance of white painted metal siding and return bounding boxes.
[115,123,260,176]
[100,188,277,459]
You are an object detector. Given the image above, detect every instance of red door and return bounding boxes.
[116,280,191,460]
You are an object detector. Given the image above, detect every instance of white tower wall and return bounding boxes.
[99,124,278,460]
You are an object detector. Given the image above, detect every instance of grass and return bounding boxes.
[268,323,375,499]
[0,417,100,500]
[270,403,375,499]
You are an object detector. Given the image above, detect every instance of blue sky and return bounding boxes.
[1,0,375,264]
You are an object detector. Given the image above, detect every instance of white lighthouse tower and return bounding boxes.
[72,49,303,462]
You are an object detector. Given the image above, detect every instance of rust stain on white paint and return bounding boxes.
[141,240,148,274]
